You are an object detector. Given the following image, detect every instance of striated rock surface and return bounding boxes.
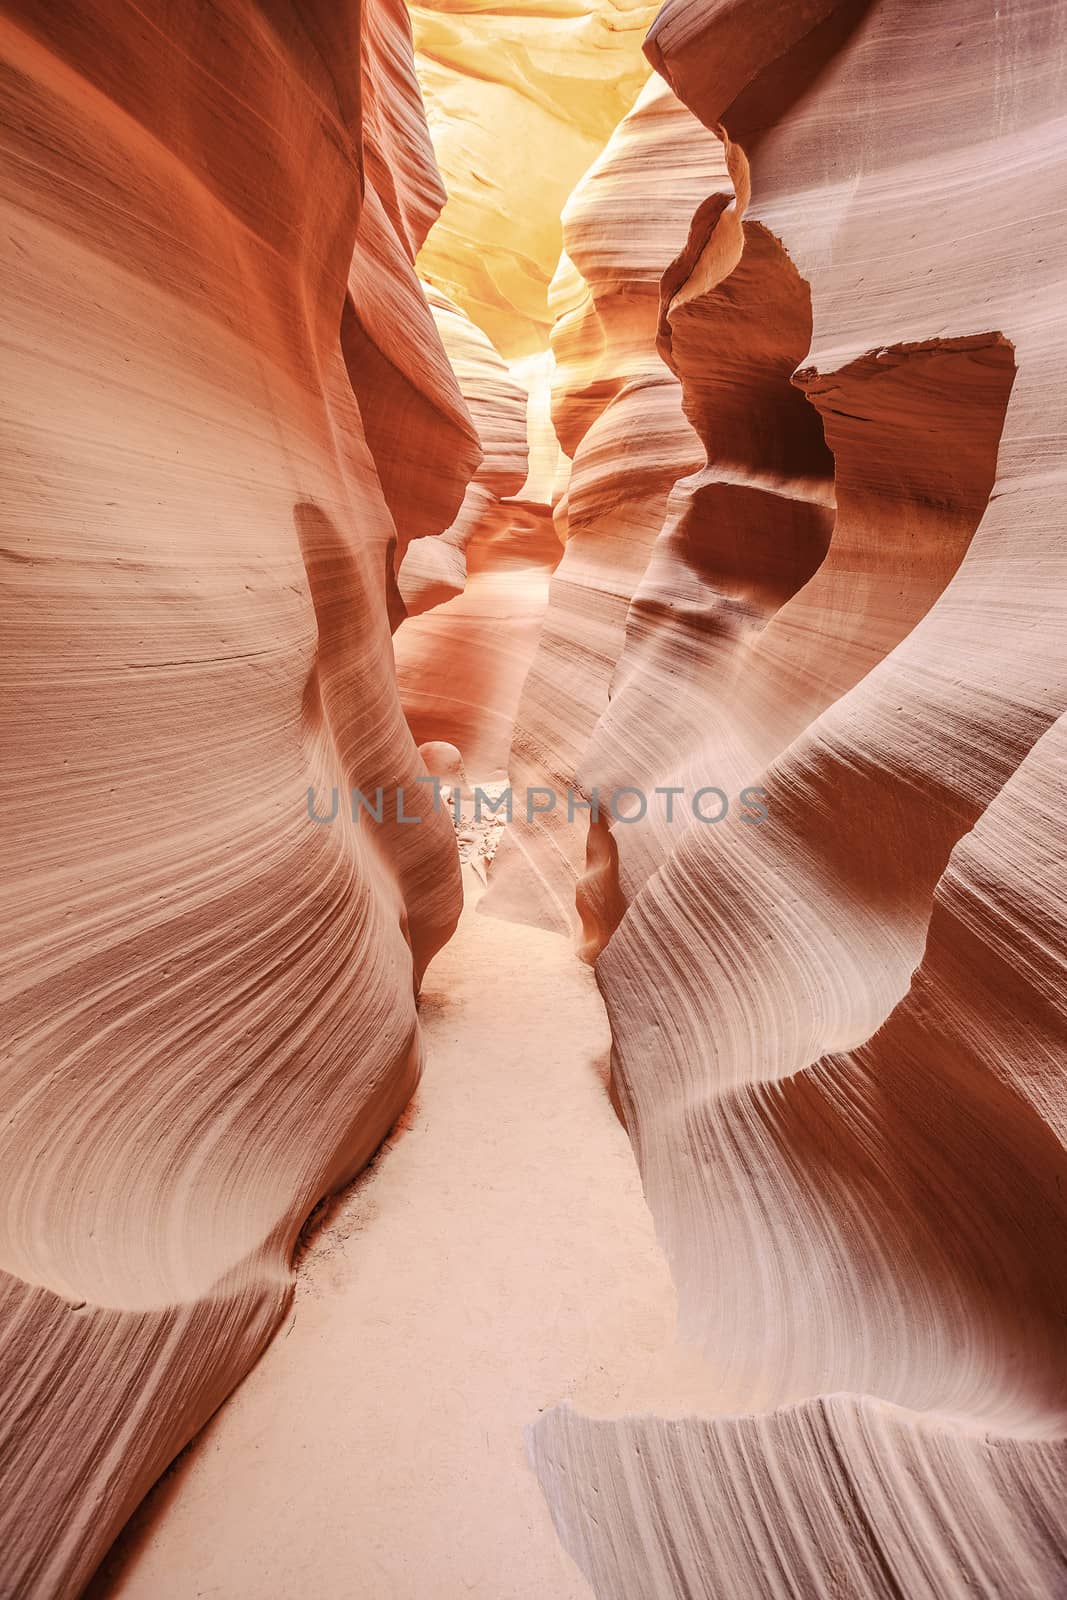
[533,716,1067,1596]
[0,0,473,1592]
[4,0,1067,1595]
[409,0,659,355]
[397,0,674,779]
[484,76,728,930]
[394,288,562,778]
[397,285,530,619]
[526,0,1067,1595]
[396,497,563,778]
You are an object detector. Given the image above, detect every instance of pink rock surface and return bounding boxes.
[0,0,471,1592]
[483,77,728,928]
[394,287,562,778]
[3,0,1067,1595]
[524,1,1067,1594]
[397,501,563,779]
[397,285,531,618]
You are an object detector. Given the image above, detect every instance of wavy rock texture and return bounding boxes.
[525,0,1067,1595]
[409,0,659,355]
[397,0,670,778]
[396,496,564,778]
[397,285,530,619]
[484,77,729,929]
[4,0,1067,1596]
[395,287,562,775]
[0,0,475,1593]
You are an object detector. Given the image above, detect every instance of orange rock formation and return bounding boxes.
[0,0,470,1592]
[410,0,659,356]
[517,2,1067,1595]
[394,287,562,777]
[2,0,1067,1596]
[484,75,729,929]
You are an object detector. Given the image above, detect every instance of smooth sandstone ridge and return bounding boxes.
[0,1,475,1593]
[514,0,1067,1595]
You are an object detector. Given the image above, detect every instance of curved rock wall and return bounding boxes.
[524,0,1067,1594]
[0,1,473,1592]
[483,77,728,929]
[3,0,1067,1595]
[410,0,659,355]
[395,0,671,781]
[395,288,562,777]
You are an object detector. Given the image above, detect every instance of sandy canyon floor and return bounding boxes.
[91,871,708,1599]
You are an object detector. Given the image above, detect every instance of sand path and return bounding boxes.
[94,873,703,1599]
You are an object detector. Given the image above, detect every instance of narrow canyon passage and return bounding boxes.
[93,873,706,1599]
[3,0,1067,1595]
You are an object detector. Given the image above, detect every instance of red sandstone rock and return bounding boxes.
[483,77,729,929]
[0,1,470,1592]
[526,2,1067,1595]
[394,287,562,778]
[3,1,1067,1596]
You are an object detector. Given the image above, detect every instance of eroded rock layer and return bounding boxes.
[4,0,1067,1594]
[409,0,659,355]
[483,76,729,929]
[0,1,472,1593]
[523,0,1067,1595]
[395,288,562,776]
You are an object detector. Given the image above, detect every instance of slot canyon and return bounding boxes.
[2,0,1067,1595]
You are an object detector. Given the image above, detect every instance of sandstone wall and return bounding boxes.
[0,2,473,1591]
[522,1,1067,1594]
